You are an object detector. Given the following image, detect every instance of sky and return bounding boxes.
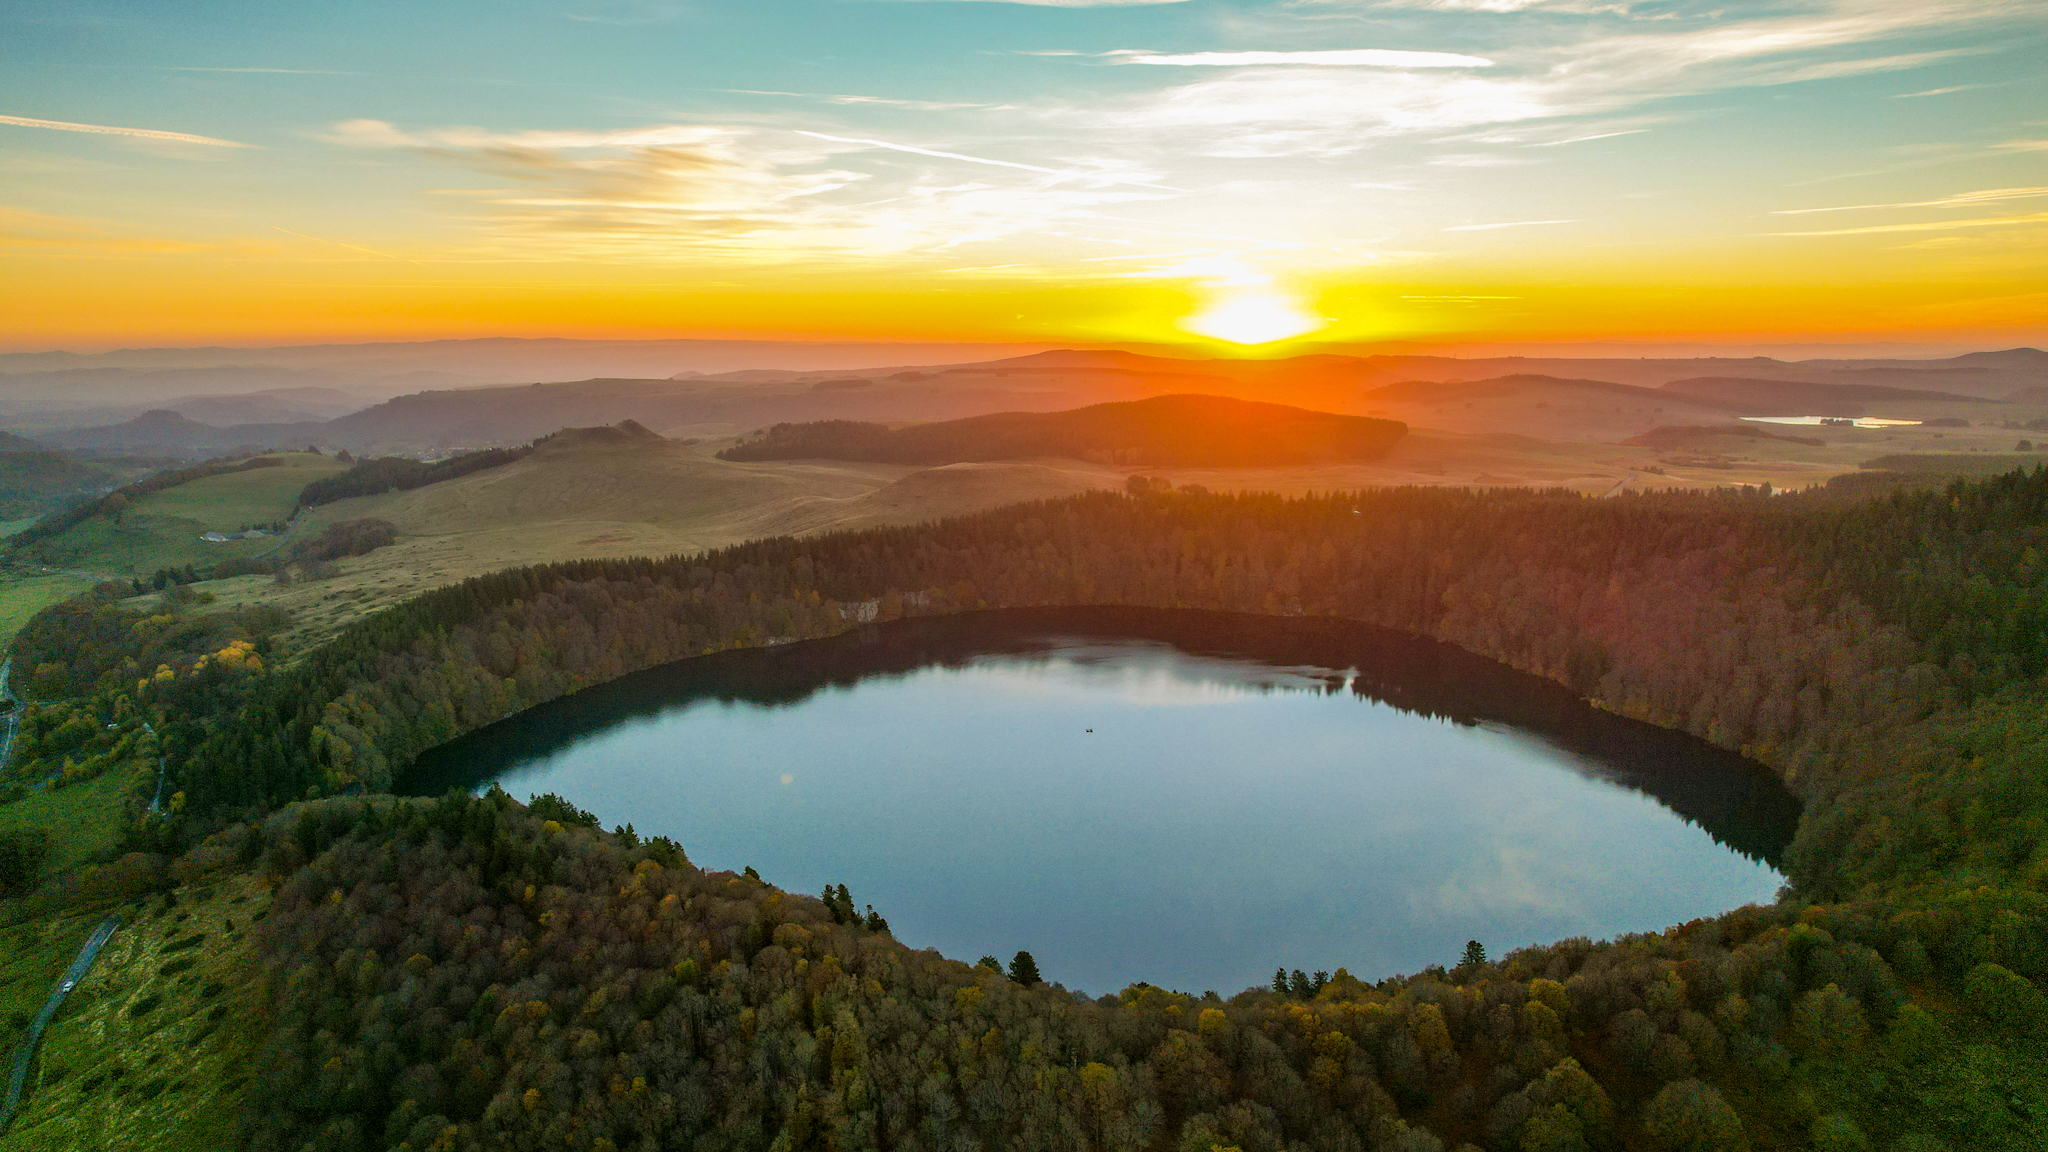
[2,0,2045,354]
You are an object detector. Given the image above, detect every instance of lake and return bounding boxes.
[402,608,1798,995]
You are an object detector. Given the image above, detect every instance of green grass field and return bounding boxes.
[0,769,144,875]
[28,453,346,578]
[0,576,93,651]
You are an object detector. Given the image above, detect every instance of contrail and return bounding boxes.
[0,113,250,147]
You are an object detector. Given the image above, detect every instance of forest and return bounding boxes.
[716,395,1408,466]
[9,468,2048,1149]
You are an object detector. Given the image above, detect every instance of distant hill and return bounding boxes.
[1364,373,1666,405]
[37,409,325,457]
[17,343,2041,459]
[718,394,1407,466]
[1624,424,1826,449]
[0,430,45,453]
[1659,376,1989,415]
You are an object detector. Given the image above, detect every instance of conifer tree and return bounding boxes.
[1009,950,1041,986]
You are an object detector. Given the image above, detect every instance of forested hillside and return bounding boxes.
[10,469,2048,1150]
[717,395,1408,466]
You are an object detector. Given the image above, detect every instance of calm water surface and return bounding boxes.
[405,609,1797,995]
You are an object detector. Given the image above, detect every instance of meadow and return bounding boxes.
[25,453,344,578]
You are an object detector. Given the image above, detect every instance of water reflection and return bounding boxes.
[403,608,1798,994]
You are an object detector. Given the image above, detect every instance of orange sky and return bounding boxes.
[4,1,2045,354]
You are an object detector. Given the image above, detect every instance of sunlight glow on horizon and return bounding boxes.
[2,0,2045,351]
[1179,292,1328,346]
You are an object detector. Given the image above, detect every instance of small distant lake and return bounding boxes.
[402,609,1797,995]
[1742,416,1923,428]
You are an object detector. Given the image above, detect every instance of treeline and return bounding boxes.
[3,453,281,551]
[160,472,2048,900]
[717,395,1409,466]
[296,446,532,510]
[226,784,2046,1152]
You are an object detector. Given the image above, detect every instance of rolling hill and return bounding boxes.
[717,394,1408,466]
[1658,375,1993,414]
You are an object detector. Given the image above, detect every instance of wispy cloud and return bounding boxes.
[794,130,1180,191]
[1443,219,1576,231]
[1773,187,2048,215]
[327,118,1181,265]
[1892,84,1987,98]
[271,226,420,264]
[1773,211,2048,237]
[1533,128,1649,146]
[0,113,250,147]
[1095,0,2036,159]
[1109,49,1494,68]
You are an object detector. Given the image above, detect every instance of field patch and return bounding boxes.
[25,453,345,577]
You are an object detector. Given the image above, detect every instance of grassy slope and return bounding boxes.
[0,577,93,650]
[28,453,347,577]
[0,873,270,1152]
[203,435,1117,653]
[0,770,142,874]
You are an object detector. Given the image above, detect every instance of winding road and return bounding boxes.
[0,658,15,776]
[0,915,121,1134]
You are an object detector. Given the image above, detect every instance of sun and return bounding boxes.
[1179,291,1327,346]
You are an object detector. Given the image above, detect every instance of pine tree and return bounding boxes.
[1274,968,1290,996]
[1461,940,1487,969]
[1009,951,1042,986]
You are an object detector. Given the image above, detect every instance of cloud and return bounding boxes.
[1773,187,2048,215]
[1772,211,2048,237]
[271,226,420,264]
[1892,84,1986,98]
[1110,49,1494,68]
[795,130,1180,190]
[1089,0,2038,159]
[1532,128,1648,145]
[1443,219,1576,230]
[0,113,250,148]
[326,117,1181,266]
